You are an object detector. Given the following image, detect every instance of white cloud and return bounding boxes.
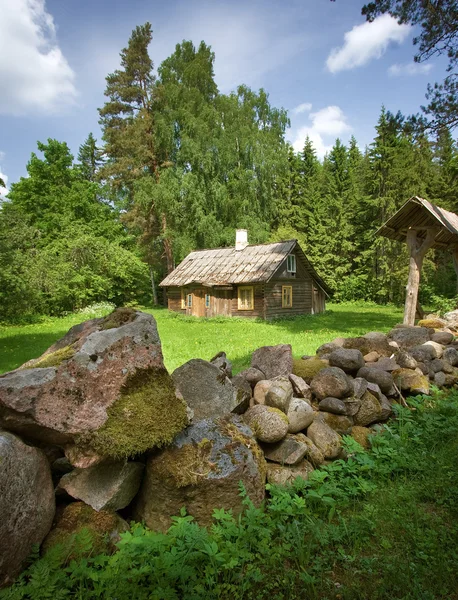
[0,164,8,198]
[0,0,77,115]
[388,62,433,76]
[292,102,312,115]
[326,14,410,73]
[291,105,351,158]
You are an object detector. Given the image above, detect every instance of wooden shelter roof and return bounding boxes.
[160,239,331,295]
[377,196,458,249]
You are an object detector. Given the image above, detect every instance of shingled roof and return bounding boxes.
[377,196,458,249]
[160,239,331,295]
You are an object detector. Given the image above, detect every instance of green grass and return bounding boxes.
[0,302,404,375]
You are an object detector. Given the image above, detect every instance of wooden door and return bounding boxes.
[192,288,206,317]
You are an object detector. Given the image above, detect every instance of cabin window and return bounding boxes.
[205,293,211,308]
[181,289,186,309]
[282,285,293,308]
[187,293,192,308]
[287,254,296,274]
[238,286,254,310]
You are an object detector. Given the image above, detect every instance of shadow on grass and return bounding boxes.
[0,331,69,375]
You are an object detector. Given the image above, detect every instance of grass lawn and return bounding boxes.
[0,302,404,375]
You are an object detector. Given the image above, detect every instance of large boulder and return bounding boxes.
[306,419,342,459]
[134,416,266,531]
[310,367,352,400]
[251,345,293,379]
[266,461,314,486]
[388,326,431,349]
[244,405,289,443]
[329,348,365,373]
[173,359,248,422]
[286,398,315,433]
[57,460,144,512]
[0,431,55,586]
[0,309,189,466]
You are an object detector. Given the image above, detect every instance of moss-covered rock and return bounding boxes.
[133,415,266,531]
[100,307,137,330]
[42,502,128,558]
[81,368,189,459]
[351,426,372,449]
[22,345,75,369]
[417,318,446,329]
[392,368,430,395]
[293,358,328,383]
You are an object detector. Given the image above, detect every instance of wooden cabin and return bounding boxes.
[159,231,331,319]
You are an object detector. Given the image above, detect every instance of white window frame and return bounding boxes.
[238,286,254,311]
[286,254,296,274]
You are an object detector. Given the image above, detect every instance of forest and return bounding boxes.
[2,21,458,322]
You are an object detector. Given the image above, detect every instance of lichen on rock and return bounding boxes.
[22,345,75,369]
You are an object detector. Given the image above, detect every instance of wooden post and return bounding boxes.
[403,228,438,326]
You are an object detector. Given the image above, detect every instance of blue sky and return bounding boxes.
[0,0,449,196]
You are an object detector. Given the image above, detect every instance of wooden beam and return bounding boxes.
[403,228,438,326]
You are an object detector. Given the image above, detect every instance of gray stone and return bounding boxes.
[210,351,233,378]
[329,348,365,373]
[366,381,383,401]
[343,335,393,357]
[444,309,458,327]
[316,342,342,358]
[244,405,289,443]
[368,357,399,372]
[251,344,293,379]
[310,367,352,400]
[266,461,314,485]
[306,419,342,459]
[357,367,393,394]
[231,374,252,401]
[380,395,392,420]
[133,415,266,531]
[173,359,247,421]
[354,391,383,427]
[443,347,458,366]
[416,362,429,375]
[392,369,430,395]
[431,331,454,345]
[0,432,55,586]
[430,358,445,373]
[396,351,418,370]
[353,377,368,399]
[265,378,293,413]
[363,351,380,362]
[57,460,144,512]
[289,373,312,400]
[238,367,266,387]
[262,434,309,465]
[409,344,438,363]
[286,398,315,433]
[295,434,325,466]
[343,398,362,416]
[434,371,446,387]
[388,326,431,349]
[318,397,347,415]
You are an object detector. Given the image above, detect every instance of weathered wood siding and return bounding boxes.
[231,284,265,319]
[166,286,232,317]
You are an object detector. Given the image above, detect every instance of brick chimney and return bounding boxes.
[235,229,248,251]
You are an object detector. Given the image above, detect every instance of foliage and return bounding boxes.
[3,389,458,599]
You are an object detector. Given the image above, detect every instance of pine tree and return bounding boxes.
[77,133,104,182]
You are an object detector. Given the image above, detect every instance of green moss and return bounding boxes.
[220,417,267,478]
[81,367,188,459]
[418,319,445,329]
[266,406,289,424]
[153,439,216,487]
[28,345,75,369]
[292,358,327,383]
[100,307,137,330]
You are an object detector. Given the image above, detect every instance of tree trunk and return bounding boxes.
[403,228,438,326]
[161,213,174,274]
[149,266,158,306]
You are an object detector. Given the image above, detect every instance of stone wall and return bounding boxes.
[1,308,458,586]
